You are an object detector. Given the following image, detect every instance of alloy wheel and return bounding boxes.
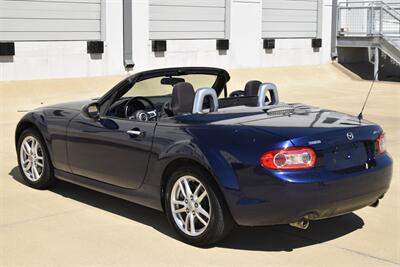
[20,136,45,182]
[170,175,211,236]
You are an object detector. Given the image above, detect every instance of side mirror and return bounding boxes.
[85,103,100,119]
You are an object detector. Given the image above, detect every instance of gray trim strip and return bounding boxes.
[101,0,106,41]
[331,0,338,59]
[123,0,134,68]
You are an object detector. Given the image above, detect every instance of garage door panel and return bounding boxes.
[263,22,317,32]
[262,0,319,38]
[262,0,317,11]
[0,0,101,41]
[150,21,225,32]
[1,31,101,41]
[263,10,317,22]
[150,6,225,21]
[150,0,225,8]
[0,0,100,12]
[262,31,317,38]
[0,19,100,32]
[149,0,227,40]
[0,9,100,20]
[20,0,100,3]
[149,31,225,40]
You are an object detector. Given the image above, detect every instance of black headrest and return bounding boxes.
[171,82,195,115]
[244,80,262,96]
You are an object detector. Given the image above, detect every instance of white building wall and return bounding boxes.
[137,0,333,71]
[0,0,333,81]
[0,0,125,81]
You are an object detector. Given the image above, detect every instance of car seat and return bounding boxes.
[244,80,269,102]
[164,82,195,116]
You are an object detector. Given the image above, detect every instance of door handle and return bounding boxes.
[127,129,145,138]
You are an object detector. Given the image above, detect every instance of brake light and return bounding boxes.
[260,147,316,170]
[375,132,386,154]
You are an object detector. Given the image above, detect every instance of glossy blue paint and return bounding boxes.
[14,68,393,226]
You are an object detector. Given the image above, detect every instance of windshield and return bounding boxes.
[125,74,218,97]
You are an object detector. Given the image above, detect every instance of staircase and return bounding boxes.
[334,1,400,80]
[389,37,400,49]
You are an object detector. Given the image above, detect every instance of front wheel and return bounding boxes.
[165,166,233,246]
[17,129,56,189]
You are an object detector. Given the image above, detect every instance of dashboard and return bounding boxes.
[107,95,171,121]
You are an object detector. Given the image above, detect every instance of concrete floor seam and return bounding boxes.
[269,228,400,266]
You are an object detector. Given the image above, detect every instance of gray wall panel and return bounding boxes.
[149,31,225,40]
[1,31,100,41]
[262,0,319,38]
[150,21,225,32]
[149,6,225,21]
[149,0,227,40]
[0,0,101,41]
[150,0,225,7]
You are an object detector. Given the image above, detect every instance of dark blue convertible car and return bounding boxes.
[15,67,392,245]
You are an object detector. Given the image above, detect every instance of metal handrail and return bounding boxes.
[337,1,400,38]
[382,2,400,19]
[338,1,400,18]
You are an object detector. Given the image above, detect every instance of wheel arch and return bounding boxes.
[15,120,42,148]
[160,157,233,218]
[15,119,54,167]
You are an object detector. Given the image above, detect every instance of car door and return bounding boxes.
[66,113,156,189]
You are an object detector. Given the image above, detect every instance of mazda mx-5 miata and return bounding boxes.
[15,67,392,245]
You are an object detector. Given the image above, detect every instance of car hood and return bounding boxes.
[42,99,95,111]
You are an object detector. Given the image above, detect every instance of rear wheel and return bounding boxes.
[17,129,56,189]
[165,166,233,246]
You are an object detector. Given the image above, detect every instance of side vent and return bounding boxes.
[312,38,322,48]
[0,42,15,56]
[87,41,104,54]
[216,39,229,51]
[152,40,167,52]
[263,39,275,50]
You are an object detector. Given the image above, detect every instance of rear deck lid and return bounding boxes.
[241,105,382,171]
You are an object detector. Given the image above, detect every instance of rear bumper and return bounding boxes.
[224,155,393,226]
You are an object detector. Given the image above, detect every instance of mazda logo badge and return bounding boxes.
[346,132,354,140]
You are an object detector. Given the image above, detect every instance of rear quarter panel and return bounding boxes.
[144,117,288,208]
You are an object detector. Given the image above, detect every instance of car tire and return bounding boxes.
[17,128,56,189]
[165,165,233,246]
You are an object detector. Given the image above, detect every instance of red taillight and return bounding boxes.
[260,147,317,170]
[375,132,386,154]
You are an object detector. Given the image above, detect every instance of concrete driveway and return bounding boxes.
[0,64,399,266]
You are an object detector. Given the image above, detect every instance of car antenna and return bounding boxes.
[357,63,384,121]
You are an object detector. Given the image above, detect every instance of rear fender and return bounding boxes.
[154,140,241,191]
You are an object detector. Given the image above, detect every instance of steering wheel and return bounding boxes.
[124,96,156,119]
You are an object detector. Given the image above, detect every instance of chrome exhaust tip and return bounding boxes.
[290,218,310,230]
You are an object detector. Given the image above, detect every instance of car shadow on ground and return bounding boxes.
[9,166,364,252]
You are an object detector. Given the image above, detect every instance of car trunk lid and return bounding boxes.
[239,105,382,171]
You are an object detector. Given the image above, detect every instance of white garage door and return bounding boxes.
[0,0,102,41]
[149,0,228,40]
[262,0,319,38]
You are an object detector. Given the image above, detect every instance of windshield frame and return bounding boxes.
[98,67,230,106]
